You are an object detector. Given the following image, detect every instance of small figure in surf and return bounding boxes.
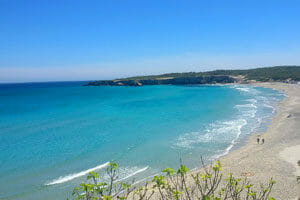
[262,138,265,144]
[257,137,260,144]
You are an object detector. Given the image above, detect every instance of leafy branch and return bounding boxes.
[72,160,276,200]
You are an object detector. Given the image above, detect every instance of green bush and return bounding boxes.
[71,160,276,200]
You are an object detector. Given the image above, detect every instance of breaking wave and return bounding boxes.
[230,85,260,95]
[175,119,247,149]
[118,166,149,182]
[45,162,109,186]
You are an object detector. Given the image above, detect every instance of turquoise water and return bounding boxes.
[0,82,285,200]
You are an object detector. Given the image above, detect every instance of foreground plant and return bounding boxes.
[72,160,276,200]
[297,160,300,184]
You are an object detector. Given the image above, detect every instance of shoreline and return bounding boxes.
[128,82,299,200]
[48,83,300,199]
[213,82,300,199]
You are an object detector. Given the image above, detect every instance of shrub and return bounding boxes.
[72,160,276,200]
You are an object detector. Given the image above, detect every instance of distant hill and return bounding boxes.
[201,66,300,82]
[86,66,300,86]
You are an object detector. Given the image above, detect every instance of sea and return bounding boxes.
[0,82,285,200]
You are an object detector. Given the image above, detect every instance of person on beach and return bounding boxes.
[257,137,260,144]
[262,138,265,144]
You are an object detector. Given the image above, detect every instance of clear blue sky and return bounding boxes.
[1,0,300,82]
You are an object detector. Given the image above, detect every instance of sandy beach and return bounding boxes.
[131,82,300,200]
[217,82,300,199]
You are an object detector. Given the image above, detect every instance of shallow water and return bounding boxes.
[0,82,285,200]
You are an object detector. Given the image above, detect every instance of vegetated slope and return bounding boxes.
[202,66,300,81]
[123,66,300,81]
[86,66,300,86]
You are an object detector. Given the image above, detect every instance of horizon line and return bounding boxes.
[1,65,299,84]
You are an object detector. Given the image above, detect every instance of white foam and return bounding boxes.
[235,87,250,92]
[211,120,247,159]
[257,96,268,101]
[45,162,109,186]
[235,103,257,118]
[245,98,257,104]
[230,85,260,95]
[176,131,212,148]
[263,103,275,112]
[235,103,257,109]
[175,119,247,149]
[118,166,149,182]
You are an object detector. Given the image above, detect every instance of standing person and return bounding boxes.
[262,138,265,144]
[257,137,260,144]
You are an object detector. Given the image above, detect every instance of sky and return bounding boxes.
[1,0,300,83]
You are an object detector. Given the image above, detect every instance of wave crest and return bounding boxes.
[175,119,247,149]
[118,166,149,181]
[45,162,109,186]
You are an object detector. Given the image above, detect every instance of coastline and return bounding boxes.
[214,82,300,199]
[2,82,299,199]
[126,82,299,200]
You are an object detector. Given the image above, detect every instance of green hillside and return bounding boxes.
[122,66,300,82]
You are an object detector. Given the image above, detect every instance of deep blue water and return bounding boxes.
[0,82,285,200]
